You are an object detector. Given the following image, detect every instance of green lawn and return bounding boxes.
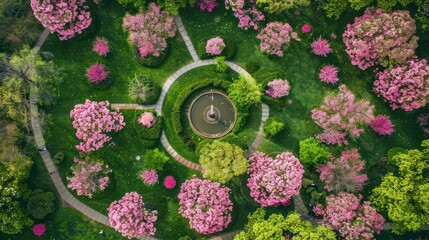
[27,0,429,239]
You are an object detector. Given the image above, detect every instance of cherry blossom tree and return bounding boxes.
[370,115,394,135]
[373,57,429,111]
[178,178,233,234]
[247,151,304,207]
[140,169,158,186]
[206,37,226,55]
[107,192,157,238]
[343,7,418,70]
[311,36,332,57]
[265,79,290,98]
[30,0,92,40]
[319,65,339,84]
[257,22,300,57]
[123,3,176,58]
[318,149,368,193]
[197,0,218,12]
[314,193,385,240]
[225,0,265,30]
[138,112,156,128]
[311,85,375,145]
[67,157,112,198]
[92,37,110,57]
[86,63,108,84]
[70,99,126,152]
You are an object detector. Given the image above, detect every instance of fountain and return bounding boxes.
[188,90,237,138]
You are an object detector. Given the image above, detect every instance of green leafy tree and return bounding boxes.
[370,139,429,234]
[198,140,248,184]
[228,73,261,110]
[299,137,330,167]
[27,190,55,219]
[262,117,285,138]
[0,122,33,234]
[143,148,169,171]
[234,208,336,240]
[117,0,194,14]
[256,0,310,13]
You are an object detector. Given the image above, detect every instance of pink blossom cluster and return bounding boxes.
[373,57,429,111]
[319,65,339,84]
[32,223,46,237]
[86,63,108,84]
[92,37,110,57]
[301,23,312,33]
[318,149,368,193]
[206,37,226,55]
[140,169,158,186]
[343,8,418,70]
[198,0,218,12]
[30,0,92,41]
[107,192,157,238]
[138,112,156,128]
[247,151,304,207]
[265,79,290,98]
[314,193,385,240]
[417,114,429,135]
[311,85,375,145]
[311,37,332,57]
[164,176,176,189]
[257,22,299,57]
[225,0,265,30]
[370,115,394,135]
[178,178,232,234]
[67,157,112,198]
[123,3,176,58]
[70,99,126,152]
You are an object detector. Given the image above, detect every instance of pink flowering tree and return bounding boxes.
[164,176,176,189]
[318,149,368,193]
[138,112,156,128]
[123,3,176,58]
[370,115,394,135]
[139,169,158,186]
[343,8,418,70]
[247,151,304,207]
[178,178,233,234]
[32,223,46,237]
[311,85,375,145]
[373,57,429,111]
[70,99,126,152]
[301,23,312,33]
[197,0,218,12]
[86,63,108,84]
[265,79,290,98]
[30,0,92,40]
[107,192,157,238]
[67,157,112,198]
[314,193,385,240]
[319,65,339,84]
[225,0,265,30]
[206,37,226,55]
[93,37,110,56]
[257,22,300,57]
[311,36,332,57]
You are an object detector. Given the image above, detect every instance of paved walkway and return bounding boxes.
[29,29,156,240]
[174,15,199,62]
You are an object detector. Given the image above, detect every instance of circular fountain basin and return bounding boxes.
[188,91,237,138]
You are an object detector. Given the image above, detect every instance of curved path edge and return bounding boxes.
[30,29,155,240]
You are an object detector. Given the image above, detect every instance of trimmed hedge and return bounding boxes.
[132,45,170,68]
[171,78,231,149]
[197,36,236,60]
[133,110,163,140]
[263,117,286,138]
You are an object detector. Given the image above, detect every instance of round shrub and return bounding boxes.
[206,37,225,55]
[86,63,108,84]
[370,115,394,135]
[92,37,110,57]
[311,36,332,57]
[265,79,290,98]
[143,148,169,171]
[299,137,330,168]
[128,74,161,104]
[197,36,236,60]
[319,65,339,84]
[263,117,286,138]
[139,169,158,186]
[164,176,176,189]
[32,223,46,237]
[27,190,55,219]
